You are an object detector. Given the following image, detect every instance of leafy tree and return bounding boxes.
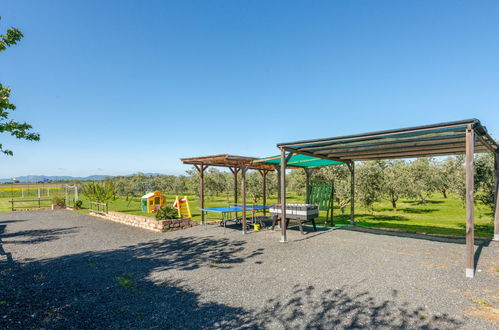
[356,161,384,212]
[381,160,410,211]
[205,168,230,198]
[407,158,438,204]
[1,18,39,155]
[287,169,307,197]
[474,153,495,212]
[82,181,116,203]
[245,171,262,204]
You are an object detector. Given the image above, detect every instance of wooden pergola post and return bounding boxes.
[280,148,287,242]
[279,150,294,242]
[229,167,240,205]
[258,170,268,216]
[241,166,248,234]
[229,167,241,219]
[276,167,281,203]
[194,164,208,225]
[349,162,355,225]
[494,152,499,241]
[465,126,475,278]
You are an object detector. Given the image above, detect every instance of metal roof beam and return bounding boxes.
[300,131,466,152]
[283,148,352,164]
[346,146,489,160]
[278,120,474,149]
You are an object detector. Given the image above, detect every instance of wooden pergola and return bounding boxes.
[276,119,499,278]
[181,154,275,233]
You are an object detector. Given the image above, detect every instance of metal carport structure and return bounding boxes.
[276,119,499,278]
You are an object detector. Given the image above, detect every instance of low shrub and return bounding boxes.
[75,200,83,209]
[52,196,66,207]
[155,206,178,220]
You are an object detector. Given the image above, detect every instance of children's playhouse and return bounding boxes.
[141,191,166,213]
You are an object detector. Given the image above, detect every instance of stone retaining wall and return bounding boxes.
[89,211,197,232]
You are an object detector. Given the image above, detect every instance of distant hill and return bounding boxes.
[0,173,166,183]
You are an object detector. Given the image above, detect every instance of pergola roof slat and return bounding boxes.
[277,119,498,162]
[278,119,477,149]
[344,146,490,161]
[181,154,275,171]
[322,142,490,159]
[301,131,466,152]
[313,136,468,156]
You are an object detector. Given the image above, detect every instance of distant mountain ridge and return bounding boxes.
[0,173,165,183]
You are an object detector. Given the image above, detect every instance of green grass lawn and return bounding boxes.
[0,192,494,238]
[337,196,494,238]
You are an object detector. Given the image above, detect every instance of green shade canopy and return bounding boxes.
[255,153,344,168]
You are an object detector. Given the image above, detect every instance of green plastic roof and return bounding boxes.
[255,153,343,168]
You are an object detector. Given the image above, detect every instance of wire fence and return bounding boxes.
[9,198,53,211]
[0,184,66,211]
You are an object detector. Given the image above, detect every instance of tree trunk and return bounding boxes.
[391,199,397,212]
[419,193,427,204]
[442,189,447,199]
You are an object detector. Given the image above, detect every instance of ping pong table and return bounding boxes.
[200,204,269,228]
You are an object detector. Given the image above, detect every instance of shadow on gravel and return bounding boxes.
[0,225,13,265]
[341,225,492,247]
[1,227,79,244]
[0,236,262,328]
[250,284,462,329]
[0,232,465,329]
[0,220,27,224]
[340,226,492,271]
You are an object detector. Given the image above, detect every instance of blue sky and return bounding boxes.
[1,1,498,177]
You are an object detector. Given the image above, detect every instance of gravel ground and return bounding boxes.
[0,210,497,329]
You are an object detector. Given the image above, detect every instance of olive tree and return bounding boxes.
[435,156,463,199]
[287,169,306,198]
[474,153,495,212]
[381,160,410,211]
[356,161,384,212]
[407,158,438,204]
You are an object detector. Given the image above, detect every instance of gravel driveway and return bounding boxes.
[0,210,497,329]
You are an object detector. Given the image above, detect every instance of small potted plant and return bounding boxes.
[51,197,66,210]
